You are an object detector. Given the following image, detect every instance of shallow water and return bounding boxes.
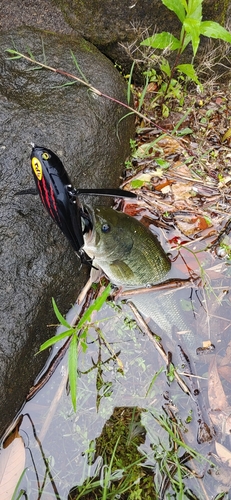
[1,247,231,499]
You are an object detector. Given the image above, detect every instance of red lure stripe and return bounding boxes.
[50,183,60,222]
[37,177,61,225]
[37,179,46,209]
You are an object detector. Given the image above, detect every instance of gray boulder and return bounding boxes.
[54,0,231,73]
[0,26,134,435]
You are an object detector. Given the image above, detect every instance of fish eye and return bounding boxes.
[101,223,110,233]
[42,152,50,160]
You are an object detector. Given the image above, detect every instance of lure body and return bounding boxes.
[83,205,171,286]
[31,145,85,256]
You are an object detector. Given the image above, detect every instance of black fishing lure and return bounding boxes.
[30,145,88,258]
[28,145,136,262]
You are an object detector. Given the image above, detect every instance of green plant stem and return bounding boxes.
[164,29,187,98]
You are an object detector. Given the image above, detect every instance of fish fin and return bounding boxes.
[110,260,134,282]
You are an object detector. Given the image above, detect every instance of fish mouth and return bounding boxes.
[82,205,98,257]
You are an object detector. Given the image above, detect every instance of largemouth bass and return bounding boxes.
[83,205,195,347]
[84,206,171,287]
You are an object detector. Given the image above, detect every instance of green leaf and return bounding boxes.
[77,284,111,330]
[162,0,186,23]
[162,103,169,118]
[52,297,71,328]
[204,215,212,226]
[127,60,135,105]
[80,332,88,353]
[200,21,231,43]
[177,127,193,136]
[70,49,89,83]
[5,55,22,60]
[68,333,78,411]
[51,81,77,89]
[130,179,146,189]
[39,328,75,351]
[186,0,202,19]
[167,362,175,382]
[26,46,35,60]
[181,32,193,51]
[176,63,201,85]
[39,286,111,411]
[25,66,43,71]
[89,283,111,312]
[183,18,201,33]
[179,0,188,12]
[141,32,180,50]
[5,48,20,55]
[183,18,201,55]
[146,366,164,396]
[160,60,171,77]
[155,158,170,169]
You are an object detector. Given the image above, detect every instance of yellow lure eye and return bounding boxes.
[42,152,50,160]
[31,157,43,180]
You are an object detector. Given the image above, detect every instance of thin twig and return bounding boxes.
[127,300,191,395]
[24,413,60,499]
[117,278,194,298]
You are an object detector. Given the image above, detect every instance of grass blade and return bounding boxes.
[127,60,135,105]
[70,50,89,83]
[39,328,75,351]
[68,333,78,411]
[52,297,71,328]
[78,284,111,330]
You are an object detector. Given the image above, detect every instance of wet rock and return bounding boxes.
[0,26,134,435]
[53,0,231,73]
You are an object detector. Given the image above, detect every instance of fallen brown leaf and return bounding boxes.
[218,365,231,384]
[210,409,231,435]
[171,182,193,202]
[174,213,212,236]
[157,136,183,155]
[208,357,231,435]
[208,356,228,411]
[215,441,231,467]
[222,128,231,143]
[0,427,25,499]
[218,340,231,367]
